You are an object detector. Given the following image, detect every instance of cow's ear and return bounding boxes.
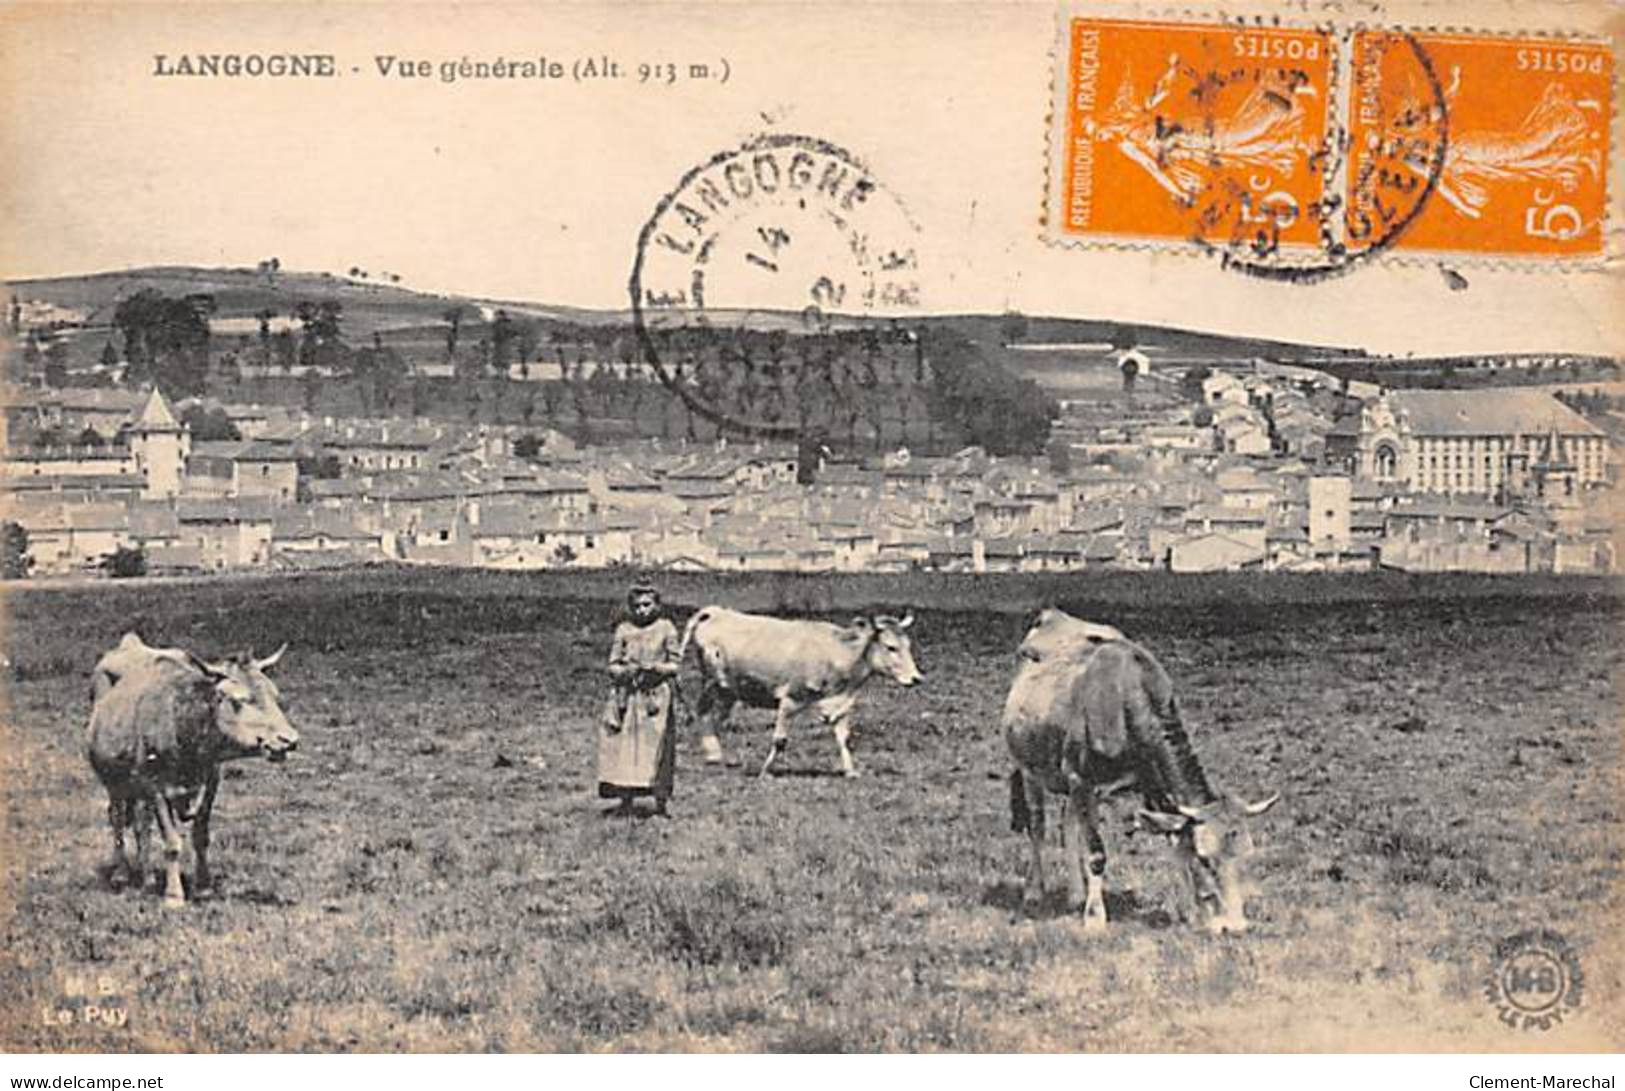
[1137,809,1191,835]
[849,615,873,632]
[148,647,195,672]
[186,653,228,681]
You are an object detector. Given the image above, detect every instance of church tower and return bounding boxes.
[129,389,190,500]
[1532,425,1578,505]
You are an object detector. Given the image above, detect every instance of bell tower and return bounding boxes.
[129,388,190,500]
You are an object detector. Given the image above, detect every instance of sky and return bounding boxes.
[1,1,1620,356]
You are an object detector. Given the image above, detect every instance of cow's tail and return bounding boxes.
[1009,768,1031,834]
[677,607,715,664]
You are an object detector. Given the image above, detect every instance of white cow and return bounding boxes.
[679,607,923,777]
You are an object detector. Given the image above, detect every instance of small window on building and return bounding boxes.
[439,529,449,542]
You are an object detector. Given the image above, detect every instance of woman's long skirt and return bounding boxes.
[597,683,676,801]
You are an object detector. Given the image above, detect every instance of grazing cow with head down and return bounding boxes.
[679,607,923,777]
[88,633,299,906]
[1004,610,1277,933]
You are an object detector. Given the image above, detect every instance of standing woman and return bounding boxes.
[600,580,681,816]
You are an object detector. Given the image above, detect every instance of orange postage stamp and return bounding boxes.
[1047,12,1616,274]
[1053,18,1335,253]
[1349,31,1613,259]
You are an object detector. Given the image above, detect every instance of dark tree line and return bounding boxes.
[1556,390,1618,416]
[113,290,215,395]
[501,320,1055,456]
[294,300,347,372]
[96,291,1052,455]
[918,327,1056,456]
[180,405,241,441]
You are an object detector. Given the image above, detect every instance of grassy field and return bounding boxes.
[0,570,1620,1052]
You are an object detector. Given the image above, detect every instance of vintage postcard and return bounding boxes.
[0,0,1621,1064]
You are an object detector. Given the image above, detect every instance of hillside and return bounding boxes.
[922,312,1366,361]
[6,266,630,338]
[8,265,1368,360]
[3,264,1373,455]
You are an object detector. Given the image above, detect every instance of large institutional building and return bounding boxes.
[1328,389,1608,499]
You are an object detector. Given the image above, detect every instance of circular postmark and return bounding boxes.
[1180,29,1451,283]
[1485,929,1584,1031]
[630,133,923,439]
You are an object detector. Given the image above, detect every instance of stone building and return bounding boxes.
[1327,389,1607,499]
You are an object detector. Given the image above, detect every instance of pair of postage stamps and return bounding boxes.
[1045,13,1614,273]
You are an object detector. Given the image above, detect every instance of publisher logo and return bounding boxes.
[1487,930,1583,1031]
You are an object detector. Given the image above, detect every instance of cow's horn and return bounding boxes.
[1239,792,1280,816]
[897,613,914,630]
[1175,802,1210,821]
[254,643,288,671]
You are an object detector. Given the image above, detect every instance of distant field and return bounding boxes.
[1,570,1620,1051]
[998,351,1128,396]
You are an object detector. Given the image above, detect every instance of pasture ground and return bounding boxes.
[1,570,1620,1052]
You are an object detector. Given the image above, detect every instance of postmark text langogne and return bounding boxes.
[153,53,337,77]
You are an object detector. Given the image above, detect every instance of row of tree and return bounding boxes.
[69,288,1057,457]
[1554,389,1618,416]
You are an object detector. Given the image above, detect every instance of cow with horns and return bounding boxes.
[679,607,924,777]
[1004,609,1278,933]
[87,633,299,906]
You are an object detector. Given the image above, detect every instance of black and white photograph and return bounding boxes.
[0,0,1620,1068]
